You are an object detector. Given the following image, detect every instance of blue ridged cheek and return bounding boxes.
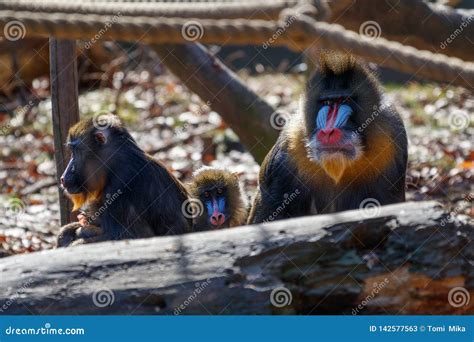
[315,104,353,129]
[217,197,226,213]
[205,201,214,217]
[334,105,352,128]
[316,105,330,129]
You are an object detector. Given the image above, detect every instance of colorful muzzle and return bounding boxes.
[316,103,353,144]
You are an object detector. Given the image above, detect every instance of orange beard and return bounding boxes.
[68,193,87,212]
[321,154,349,184]
[67,189,103,212]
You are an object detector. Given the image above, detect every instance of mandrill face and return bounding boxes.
[306,94,363,164]
[304,71,368,183]
[199,185,229,228]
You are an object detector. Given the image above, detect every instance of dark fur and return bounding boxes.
[248,52,407,223]
[56,114,192,247]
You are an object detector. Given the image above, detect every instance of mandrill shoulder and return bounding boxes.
[259,133,296,187]
[145,153,189,199]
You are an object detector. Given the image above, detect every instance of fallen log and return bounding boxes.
[0,201,472,315]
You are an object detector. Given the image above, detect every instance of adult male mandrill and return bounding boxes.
[248,52,407,223]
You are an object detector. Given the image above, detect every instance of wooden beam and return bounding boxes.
[49,38,79,225]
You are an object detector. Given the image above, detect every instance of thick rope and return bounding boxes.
[287,12,474,89]
[0,1,299,20]
[36,0,269,2]
[0,9,472,89]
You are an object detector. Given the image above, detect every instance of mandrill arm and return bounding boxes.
[56,223,106,247]
[56,210,107,247]
[248,142,311,224]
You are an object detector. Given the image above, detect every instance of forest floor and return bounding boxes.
[0,70,472,257]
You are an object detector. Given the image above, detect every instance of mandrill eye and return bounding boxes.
[204,191,210,198]
[217,188,223,195]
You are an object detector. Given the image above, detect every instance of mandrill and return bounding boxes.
[249,52,407,223]
[57,114,192,247]
[188,167,248,231]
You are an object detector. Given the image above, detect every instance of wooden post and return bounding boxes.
[49,38,79,225]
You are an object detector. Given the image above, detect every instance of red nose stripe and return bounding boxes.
[326,103,340,128]
[212,198,219,216]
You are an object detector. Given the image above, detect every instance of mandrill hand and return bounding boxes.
[56,222,83,247]
[56,213,106,247]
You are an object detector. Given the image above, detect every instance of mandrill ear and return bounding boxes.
[94,129,111,145]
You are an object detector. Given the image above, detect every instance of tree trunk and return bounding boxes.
[0,201,472,315]
[153,43,278,164]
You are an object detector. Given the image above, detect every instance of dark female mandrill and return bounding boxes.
[57,114,192,246]
[188,167,248,231]
[248,52,407,223]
